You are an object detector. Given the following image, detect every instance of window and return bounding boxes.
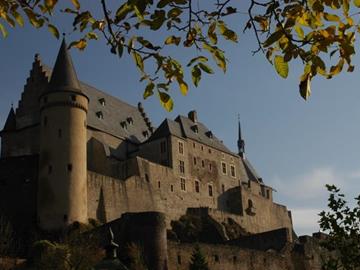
[221,162,227,175]
[160,141,167,153]
[179,160,185,174]
[120,121,127,129]
[222,184,225,193]
[177,255,182,265]
[214,255,219,263]
[208,185,213,197]
[221,153,225,159]
[266,189,270,199]
[70,95,76,101]
[178,141,184,154]
[67,164,73,172]
[158,181,161,189]
[96,111,104,119]
[48,165,52,174]
[195,181,200,193]
[201,160,205,168]
[208,148,212,154]
[180,178,186,191]
[43,116,48,127]
[170,185,174,192]
[127,117,134,125]
[193,142,196,148]
[63,215,68,222]
[58,129,62,138]
[143,131,149,138]
[145,174,150,182]
[230,165,236,177]
[201,145,203,151]
[98,98,106,106]
[193,157,197,165]
[209,163,212,171]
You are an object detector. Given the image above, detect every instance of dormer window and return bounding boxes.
[120,121,127,129]
[206,131,213,138]
[70,95,76,102]
[98,98,106,106]
[127,117,134,125]
[143,131,149,138]
[191,125,198,133]
[96,111,104,119]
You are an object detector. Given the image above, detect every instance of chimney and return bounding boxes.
[188,110,197,122]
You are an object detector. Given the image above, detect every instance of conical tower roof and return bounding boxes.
[47,38,82,93]
[2,107,16,132]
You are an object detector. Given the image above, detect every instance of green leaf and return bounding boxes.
[71,0,81,10]
[86,32,98,40]
[143,82,154,99]
[115,3,132,22]
[323,13,340,22]
[187,56,208,67]
[69,39,87,50]
[217,21,238,42]
[274,56,289,78]
[158,91,174,111]
[0,23,8,38]
[294,25,304,39]
[198,63,214,74]
[354,0,360,7]
[157,0,172,8]
[11,9,24,27]
[132,52,144,72]
[164,35,181,45]
[168,7,182,18]
[191,65,201,87]
[48,24,59,39]
[44,0,58,10]
[214,50,226,73]
[263,30,284,47]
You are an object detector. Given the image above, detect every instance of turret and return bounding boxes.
[0,107,16,157]
[37,39,89,230]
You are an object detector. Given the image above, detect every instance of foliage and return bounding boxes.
[32,224,104,270]
[319,184,360,270]
[1,0,359,109]
[189,245,209,270]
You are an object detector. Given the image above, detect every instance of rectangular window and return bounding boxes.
[179,160,185,174]
[195,181,200,193]
[208,185,213,197]
[230,165,236,177]
[67,164,72,172]
[160,141,167,153]
[221,162,227,175]
[208,148,212,154]
[178,141,184,154]
[180,178,186,191]
[209,163,212,171]
[193,157,197,165]
[158,181,161,189]
[222,184,225,193]
[266,189,270,199]
[201,160,205,168]
[170,185,174,192]
[70,95,76,101]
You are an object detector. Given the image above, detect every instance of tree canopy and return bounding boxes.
[0,0,359,110]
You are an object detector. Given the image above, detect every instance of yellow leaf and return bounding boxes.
[0,23,8,38]
[69,39,87,50]
[132,52,144,72]
[11,8,24,27]
[48,24,59,39]
[354,0,360,7]
[164,36,181,45]
[158,91,174,111]
[44,0,58,10]
[294,25,304,39]
[323,13,340,22]
[71,0,81,10]
[299,73,312,100]
[274,55,289,78]
[177,78,188,95]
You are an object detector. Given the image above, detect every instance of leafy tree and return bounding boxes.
[0,0,359,109]
[319,184,360,270]
[189,245,209,270]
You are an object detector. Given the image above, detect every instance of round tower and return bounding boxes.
[38,39,89,230]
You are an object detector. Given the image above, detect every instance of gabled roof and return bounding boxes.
[148,118,183,141]
[243,158,263,183]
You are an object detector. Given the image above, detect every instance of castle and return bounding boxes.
[0,40,325,270]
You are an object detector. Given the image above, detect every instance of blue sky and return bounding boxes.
[1,2,360,236]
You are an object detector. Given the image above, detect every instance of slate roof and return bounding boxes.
[41,64,150,144]
[243,158,262,183]
[2,108,16,132]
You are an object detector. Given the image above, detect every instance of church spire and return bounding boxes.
[47,38,82,93]
[2,107,16,132]
[237,115,245,158]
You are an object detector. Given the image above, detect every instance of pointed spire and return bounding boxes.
[2,107,16,132]
[237,114,245,158]
[47,38,82,93]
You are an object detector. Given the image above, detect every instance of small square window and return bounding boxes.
[98,98,106,106]
[96,111,104,119]
[127,117,134,125]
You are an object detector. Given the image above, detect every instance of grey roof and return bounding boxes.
[243,158,262,183]
[41,64,150,144]
[2,107,16,132]
[149,115,234,155]
[175,115,233,154]
[47,39,82,93]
